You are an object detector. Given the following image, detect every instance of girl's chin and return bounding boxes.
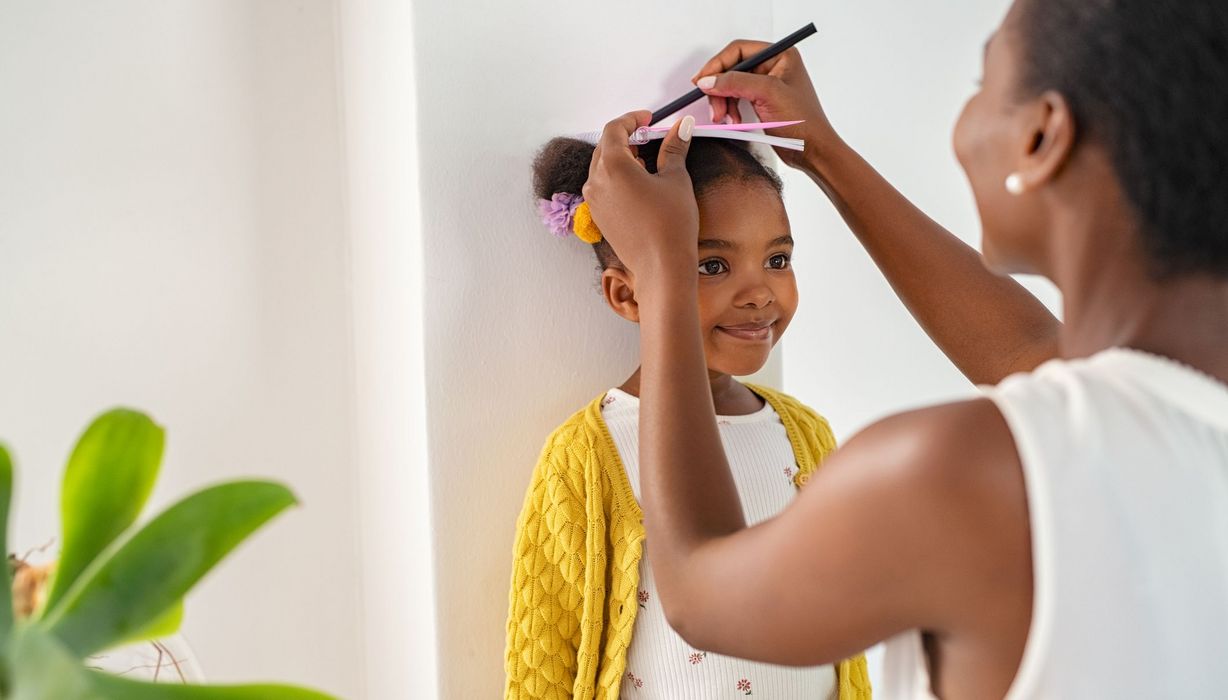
[707,357,771,379]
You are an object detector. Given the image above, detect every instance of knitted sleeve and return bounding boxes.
[504,423,593,700]
[793,402,839,475]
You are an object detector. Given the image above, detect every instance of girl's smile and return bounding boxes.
[715,320,778,342]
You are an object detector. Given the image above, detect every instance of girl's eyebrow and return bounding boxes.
[698,235,794,250]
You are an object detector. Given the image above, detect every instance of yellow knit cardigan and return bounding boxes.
[504,384,872,700]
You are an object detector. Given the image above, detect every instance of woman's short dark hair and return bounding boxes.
[1015,0,1228,278]
[532,137,783,270]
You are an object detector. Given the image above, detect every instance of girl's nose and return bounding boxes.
[736,282,775,309]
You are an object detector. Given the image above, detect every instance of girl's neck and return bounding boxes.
[618,367,765,416]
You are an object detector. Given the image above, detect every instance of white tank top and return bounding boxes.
[601,388,838,699]
[881,347,1228,699]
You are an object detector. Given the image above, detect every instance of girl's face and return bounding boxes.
[693,181,798,378]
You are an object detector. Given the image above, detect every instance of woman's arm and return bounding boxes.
[644,397,1031,667]
[696,42,1060,385]
[804,138,1060,385]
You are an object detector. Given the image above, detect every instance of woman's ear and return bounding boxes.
[601,267,640,323]
[1011,90,1077,192]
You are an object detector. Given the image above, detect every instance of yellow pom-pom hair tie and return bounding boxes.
[537,192,602,244]
[571,201,603,244]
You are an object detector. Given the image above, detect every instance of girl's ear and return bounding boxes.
[601,267,639,323]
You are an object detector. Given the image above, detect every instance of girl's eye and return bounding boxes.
[767,254,791,270]
[699,259,728,276]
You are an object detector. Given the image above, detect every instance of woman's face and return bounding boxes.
[952,5,1051,275]
[692,181,798,378]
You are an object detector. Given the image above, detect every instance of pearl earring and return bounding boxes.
[1005,173,1026,195]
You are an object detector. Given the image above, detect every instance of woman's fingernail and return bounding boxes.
[697,75,716,90]
[723,115,733,125]
[680,115,695,142]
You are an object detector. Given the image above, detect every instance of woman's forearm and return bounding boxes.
[803,138,1061,384]
[636,269,746,604]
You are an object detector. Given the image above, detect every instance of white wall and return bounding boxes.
[335,1,439,698]
[0,2,364,697]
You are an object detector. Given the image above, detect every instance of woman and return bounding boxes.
[582,0,1228,698]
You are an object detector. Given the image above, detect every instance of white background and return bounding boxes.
[0,0,1052,697]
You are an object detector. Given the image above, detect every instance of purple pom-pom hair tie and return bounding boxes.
[537,192,584,238]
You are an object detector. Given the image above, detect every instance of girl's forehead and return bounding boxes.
[698,180,785,210]
[697,186,790,244]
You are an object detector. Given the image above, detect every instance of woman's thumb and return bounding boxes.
[657,115,694,175]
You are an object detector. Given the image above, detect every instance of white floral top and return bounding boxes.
[601,388,838,699]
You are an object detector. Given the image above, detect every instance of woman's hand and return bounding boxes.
[583,111,699,283]
[693,41,841,171]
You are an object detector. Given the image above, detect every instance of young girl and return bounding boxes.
[504,135,871,700]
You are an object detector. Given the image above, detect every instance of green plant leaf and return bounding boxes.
[44,409,165,615]
[109,599,184,650]
[8,625,97,700]
[87,672,337,700]
[0,444,14,641]
[41,481,297,658]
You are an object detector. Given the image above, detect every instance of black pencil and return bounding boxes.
[649,22,819,126]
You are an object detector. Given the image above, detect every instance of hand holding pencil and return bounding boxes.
[691,37,841,169]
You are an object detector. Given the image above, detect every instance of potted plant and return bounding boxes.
[0,408,336,699]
